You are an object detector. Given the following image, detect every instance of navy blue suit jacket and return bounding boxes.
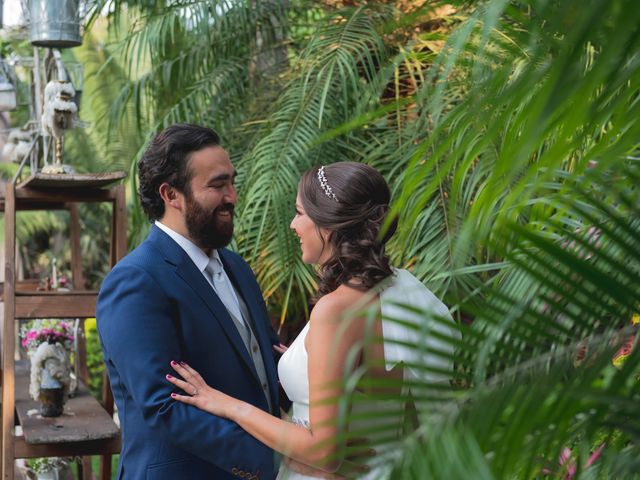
[97,226,280,479]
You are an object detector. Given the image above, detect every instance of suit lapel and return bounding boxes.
[148,227,261,383]
[220,249,280,412]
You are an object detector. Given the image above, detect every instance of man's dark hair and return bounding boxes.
[138,124,220,221]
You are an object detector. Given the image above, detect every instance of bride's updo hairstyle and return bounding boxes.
[298,161,397,298]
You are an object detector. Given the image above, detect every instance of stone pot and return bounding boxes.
[38,358,67,417]
[38,386,65,417]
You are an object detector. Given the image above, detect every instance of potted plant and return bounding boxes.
[21,320,75,417]
[27,457,72,480]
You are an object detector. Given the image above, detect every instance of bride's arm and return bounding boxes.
[167,296,363,473]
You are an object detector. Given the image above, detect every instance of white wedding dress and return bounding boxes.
[276,269,457,479]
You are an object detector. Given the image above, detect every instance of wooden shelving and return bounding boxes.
[14,291,98,320]
[1,175,127,480]
[14,361,121,454]
[18,172,127,189]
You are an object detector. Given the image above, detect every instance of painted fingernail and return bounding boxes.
[166,374,173,380]
[171,393,177,398]
[180,361,187,366]
[170,360,177,366]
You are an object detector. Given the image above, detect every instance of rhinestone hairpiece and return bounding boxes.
[317,166,339,202]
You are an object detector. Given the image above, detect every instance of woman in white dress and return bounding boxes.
[167,162,457,479]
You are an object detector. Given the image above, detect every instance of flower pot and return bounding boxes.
[28,457,72,479]
[29,0,82,48]
[36,468,61,480]
[35,464,72,479]
[38,386,65,417]
[29,343,72,417]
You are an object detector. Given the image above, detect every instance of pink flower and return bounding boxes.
[555,443,605,480]
[586,443,605,468]
[21,321,74,351]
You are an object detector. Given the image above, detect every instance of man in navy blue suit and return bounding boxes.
[97,124,282,479]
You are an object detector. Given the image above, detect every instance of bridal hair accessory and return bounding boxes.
[317,166,339,202]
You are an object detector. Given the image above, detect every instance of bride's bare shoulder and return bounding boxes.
[310,286,373,325]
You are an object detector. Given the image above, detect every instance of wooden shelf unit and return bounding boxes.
[1,176,127,480]
[14,360,120,457]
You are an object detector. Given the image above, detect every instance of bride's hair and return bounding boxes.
[298,161,397,298]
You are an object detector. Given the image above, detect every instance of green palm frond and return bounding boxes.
[339,160,640,478]
[401,342,640,479]
[235,6,392,322]
[99,1,290,133]
[305,0,640,476]
[396,0,639,252]
[76,1,640,473]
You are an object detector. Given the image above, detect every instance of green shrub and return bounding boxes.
[84,318,105,398]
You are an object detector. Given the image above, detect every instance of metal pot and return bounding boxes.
[29,0,82,48]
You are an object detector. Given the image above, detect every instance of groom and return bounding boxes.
[97,124,281,479]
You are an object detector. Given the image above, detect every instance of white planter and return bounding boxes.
[35,465,71,480]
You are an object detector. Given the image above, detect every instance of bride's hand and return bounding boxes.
[166,361,237,418]
[283,436,373,479]
[284,458,346,479]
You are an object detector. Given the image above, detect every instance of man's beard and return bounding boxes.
[184,192,234,250]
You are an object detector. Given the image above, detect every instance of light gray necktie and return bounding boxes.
[205,256,245,327]
[205,257,273,411]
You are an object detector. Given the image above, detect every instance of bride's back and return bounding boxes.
[312,283,405,396]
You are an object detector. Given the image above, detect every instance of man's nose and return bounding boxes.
[224,184,237,204]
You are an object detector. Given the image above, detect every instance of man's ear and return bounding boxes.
[158,183,183,211]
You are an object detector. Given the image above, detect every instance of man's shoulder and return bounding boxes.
[103,234,168,286]
[115,238,160,268]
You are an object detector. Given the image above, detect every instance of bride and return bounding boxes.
[166,162,457,479]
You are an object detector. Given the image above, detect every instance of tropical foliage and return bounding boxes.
[84,0,472,322]
[4,0,639,477]
[81,0,640,477]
